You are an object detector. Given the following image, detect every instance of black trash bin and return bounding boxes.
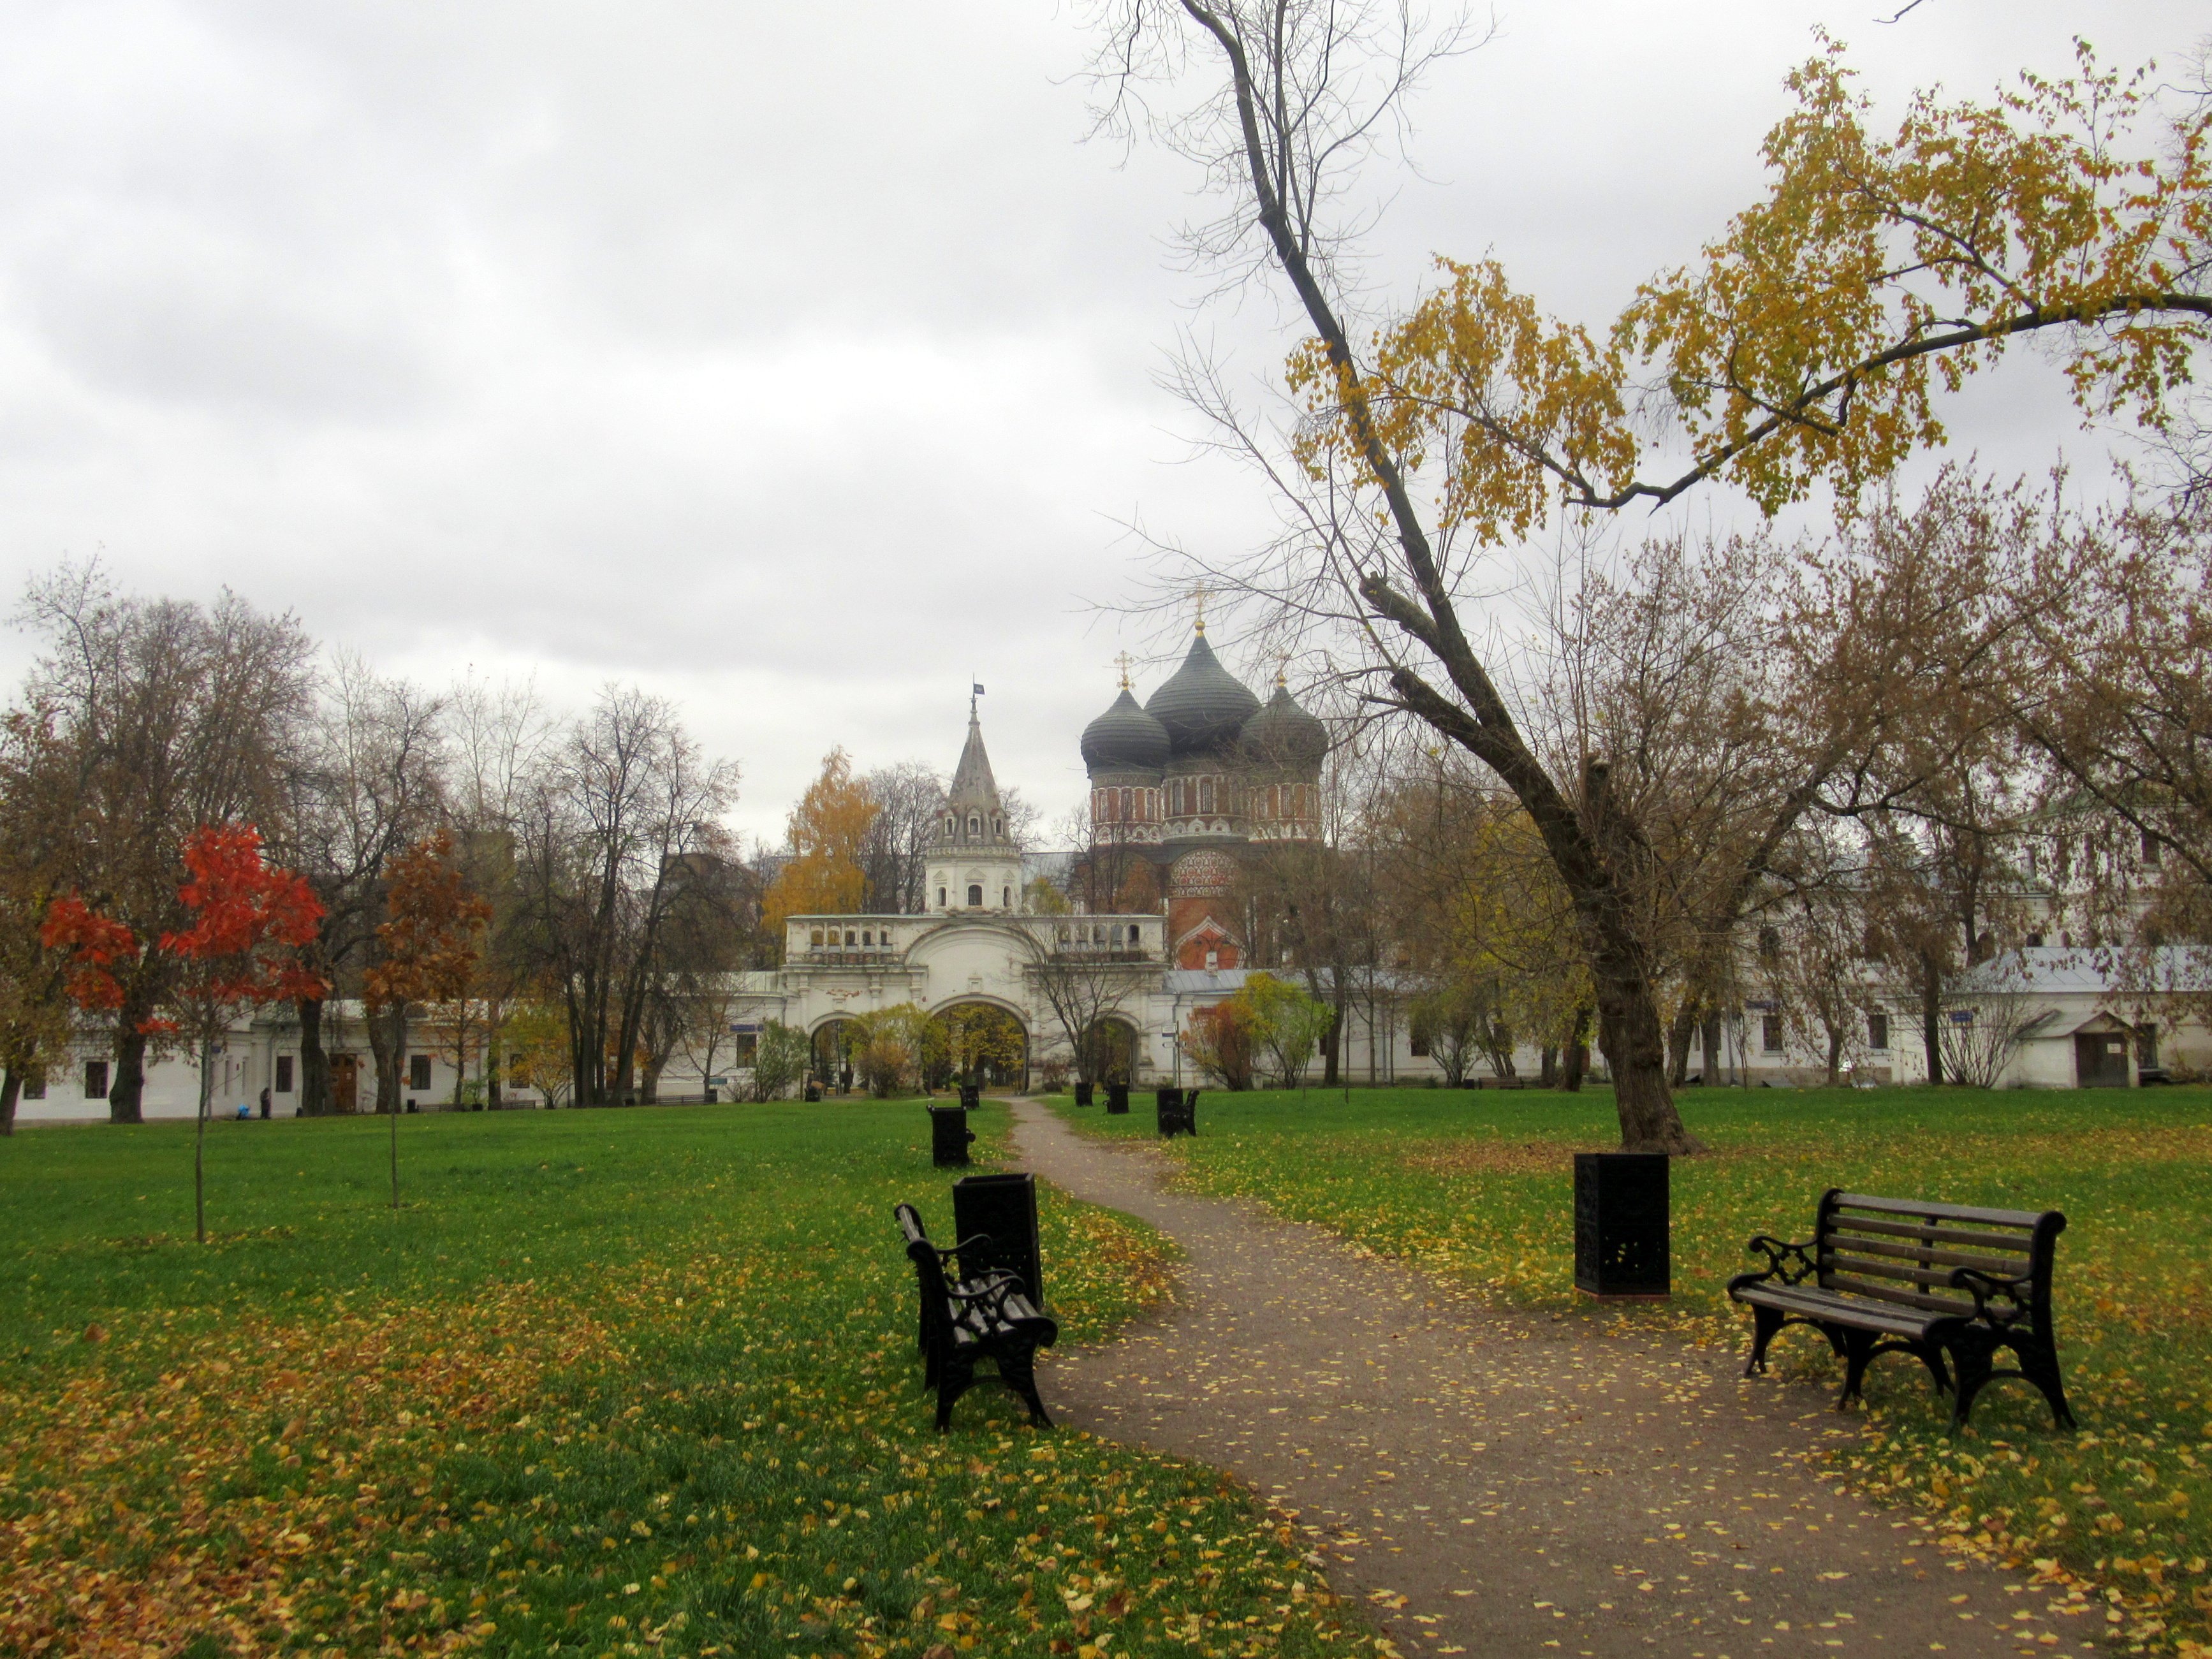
[1074,1081,1094,1107]
[953,1171,1043,1308]
[959,1082,981,1110]
[1105,1082,1129,1115]
[805,1081,823,1102]
[1573,1151,1670,1298]
[928,1103,976,1167]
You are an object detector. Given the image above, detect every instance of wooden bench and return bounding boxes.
[895,1203,1057,1431]
[1156,1086,1200,1138]
[1728,1189,2076,1431]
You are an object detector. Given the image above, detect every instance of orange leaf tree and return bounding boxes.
[47,824,324,1243]
[363,831,492,1203]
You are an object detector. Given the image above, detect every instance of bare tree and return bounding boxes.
[280,653,445,1115]
[1022,925,1148,1085]
[860,761,944,914]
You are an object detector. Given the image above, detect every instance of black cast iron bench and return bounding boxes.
[1156,1086,1201,1137]
[895,1202,1057,1431]
[1727,1188,2076,1431]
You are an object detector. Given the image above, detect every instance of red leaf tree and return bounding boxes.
[45,824,325,1243]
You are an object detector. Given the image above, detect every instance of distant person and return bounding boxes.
[258,1086,272,1120]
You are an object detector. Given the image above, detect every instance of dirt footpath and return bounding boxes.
[1013,1099,2091,1658]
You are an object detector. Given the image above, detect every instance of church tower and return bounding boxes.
[927,701,1025,914]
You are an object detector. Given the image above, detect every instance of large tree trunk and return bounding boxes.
[367,1002,407,1115]
[1562,1004,1592,1092]
[0,1068,18,1136]
[1592,960,1685,1151]
[297,996,332,1116]
[1667,998,1700,1088]
[1920,953,1944,1086]
[1826,1025,1844,1086]
[1539,1045,1558,1088]
[109,1027,147,1125]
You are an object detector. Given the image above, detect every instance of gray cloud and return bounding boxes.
[0,0,2195,842]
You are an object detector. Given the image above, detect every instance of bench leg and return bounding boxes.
[1838,1328,1877,1408]
[1912,1338,1953,1396]
[935,1356,976,1433]
[1744,1305,1786,1377]
[2018,1336,2077,1431]
[1946,1335,1995,1431]
[999,1345,1053,1429]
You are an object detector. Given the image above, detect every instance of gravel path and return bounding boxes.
[1013,1099,2090,1659]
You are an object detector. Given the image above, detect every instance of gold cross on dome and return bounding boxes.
[1115,650,1134,691]
[1192,583,1213,636]
[1275,649,1292,688]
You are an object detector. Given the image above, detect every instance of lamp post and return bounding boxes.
[1164,1028,1180,1088]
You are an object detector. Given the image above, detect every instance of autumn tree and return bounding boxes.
[762,749,876,938]
[859,761,944,914]
[15,563,312,1122]
[367,831,494,1111]
[0,701,78,1134]
[1084,9,2206,1146]
[48,826,323,1242]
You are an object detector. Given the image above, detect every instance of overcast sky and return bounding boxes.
[0,1,2197,845]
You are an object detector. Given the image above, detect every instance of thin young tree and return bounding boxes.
[364,830,492,1204]
[47,825,323,1242]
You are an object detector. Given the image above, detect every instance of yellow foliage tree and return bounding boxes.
[763,749,877,939]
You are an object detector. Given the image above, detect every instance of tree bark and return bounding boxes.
[194,1039,211,1245]
[367,1001,407,1114]
[1539,1046,1558,1088]
[1666,998,1700,1088]
[0,1068,18,1136]
[1562,1004,1592,1092]
[1920,953,1944,1086]
[297,996,331,1116]
[109,1028,147,1125]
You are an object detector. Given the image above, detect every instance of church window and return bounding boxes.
[1199,777,1215,814]
[1002,886,1011,907]
[967,884,983,907]
[968,815,980,837]
[845,930,857,947]
[937,886,947,907]
[1127,924,1141,945]
[1119,787,1131,821]
[862,930,872,946]
[1171,779,1184,815]
[993,816,1002,836]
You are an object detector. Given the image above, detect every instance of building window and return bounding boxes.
[1205,948,1220,970]
[84,1060,108,1100]
[2140,1022,2161,1068]
[1757,926,1781,961]
[2143,830,2163,868]
[1866,1012,1889,1051]
[844,929,856,946]
[1127,924,1141,945]
[946,814,956,834]
[276,1055,295,1092]
[968,815,980,837]
[21,1069,45,1100]
[810,928,824,947]
[967,884,983,907]
[1002,886,1012,908]
[993,816,1002,837]
[1171,780,1185,815]
[1199,777,1215,813]
[409,1054,432,1090]
[937,887,947,907]
[1761,1016,1784,1055]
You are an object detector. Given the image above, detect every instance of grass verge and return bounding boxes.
[1048,1081,2212,1653]
[1,1100,1386,1659]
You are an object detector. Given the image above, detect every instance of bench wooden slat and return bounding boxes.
[1828,1213,2037,1253]
[1825,1234,2026,1274]
[1735,1283,1945,1336]
[1821,1252,1986,1292]
[1825,1272,1975,1313]
[1831,1192,2048,1229]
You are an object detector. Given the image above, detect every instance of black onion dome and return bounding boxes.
[1080,688,1171,773]
[1144,632,1261,757]
[1243,682,1329,769]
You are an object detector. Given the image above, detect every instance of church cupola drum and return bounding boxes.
[928,701,1024,914]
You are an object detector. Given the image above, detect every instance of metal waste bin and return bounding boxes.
[1573,1152,1670,1298]
[928,1103,976,1167]
[959,1082,981,1109]
[1105,1082,1129,1115]
[1074,1081,1094,1107]
[953,1171,1043,1308]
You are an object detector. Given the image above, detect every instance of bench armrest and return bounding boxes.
[1949,1266,2032,1327]
[1742,1234,1816,1286]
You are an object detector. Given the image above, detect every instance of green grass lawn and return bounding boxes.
[1049,1081,2212,1653]
[0,1102,1384,1659]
